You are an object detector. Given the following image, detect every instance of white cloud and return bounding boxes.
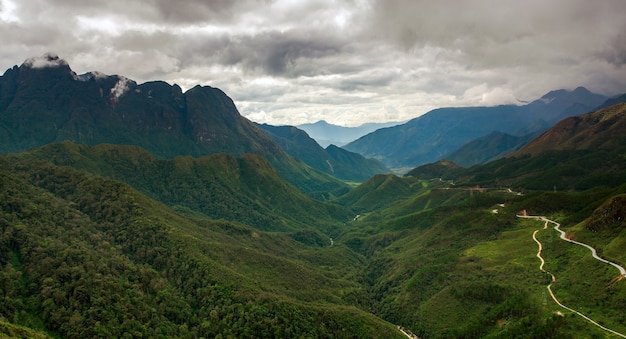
[0,0,19,23]
[1,0,625,126]
[23,52,68,68]
[110,76,135,101]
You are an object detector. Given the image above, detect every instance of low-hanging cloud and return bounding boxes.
[23,52,68,68]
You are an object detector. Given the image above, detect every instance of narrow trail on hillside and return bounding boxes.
[520,215,626,338]
[397,326,419,339]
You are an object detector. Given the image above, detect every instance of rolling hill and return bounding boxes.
[446,130,539,167]
[514,102,626,155]
[256,123,389,182]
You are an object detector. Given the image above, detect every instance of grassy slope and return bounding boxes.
[337,182,626,338]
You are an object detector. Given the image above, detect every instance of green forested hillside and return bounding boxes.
[338,183,626,338]
[335,174,426,212]
[256,123,389,182]
[0,158,403,338]
[8,142,352,232]
[2,92,626,338]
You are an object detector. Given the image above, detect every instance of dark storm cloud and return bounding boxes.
[112,30,180,52]
[167,28,350,80]
[366,0,626,69]
[600,33,626,67]
[211,30,346,77]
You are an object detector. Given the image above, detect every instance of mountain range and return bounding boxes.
[408,102,626,191]
[1,54,626,338]
[344,87,609,171]
[0,54,352,194]
[296,120,402,147]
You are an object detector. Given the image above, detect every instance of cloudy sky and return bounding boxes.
[1,0,625,126]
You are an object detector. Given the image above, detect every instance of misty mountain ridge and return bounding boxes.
[447,90,626,168]
[433,102,626,191]
[344,86,609,170]
[297,119,403,147]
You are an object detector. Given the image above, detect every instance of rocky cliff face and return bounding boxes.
[0,54,278,157]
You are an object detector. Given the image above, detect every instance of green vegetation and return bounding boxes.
[3,140,626,337]
[451,150,626,190]
[9,142,353,232]
[256,123,389,182]
[2,103,626,337]
[336,185,626,338]
[0,320,51,339]
[0,157,403,338]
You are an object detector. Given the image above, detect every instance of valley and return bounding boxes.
[1,56,626,338]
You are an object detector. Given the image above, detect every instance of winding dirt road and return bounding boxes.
[521,215,626,338]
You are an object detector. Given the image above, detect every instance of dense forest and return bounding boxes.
[0,158,402,338]
[2,142,626,337]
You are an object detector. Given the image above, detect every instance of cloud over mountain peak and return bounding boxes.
[22,52,69,69]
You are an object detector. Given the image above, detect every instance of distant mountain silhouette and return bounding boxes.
[343,87,607,170]
[594,92,626,110]
[431,102,626,191]
[297,120,402,147]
